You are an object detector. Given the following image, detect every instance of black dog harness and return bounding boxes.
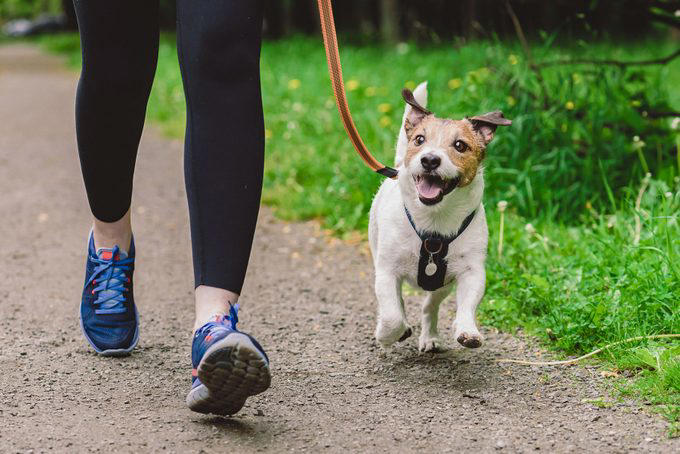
[404,207,477,291]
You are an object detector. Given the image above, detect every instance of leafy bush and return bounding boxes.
[0,0,61,21]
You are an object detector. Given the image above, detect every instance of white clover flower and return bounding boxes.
[665,191,673,199]
[671,117,680,130]
[497,200,508,211]
[525,223,536,234]
[632,136,646,150]
[607,215,616,228]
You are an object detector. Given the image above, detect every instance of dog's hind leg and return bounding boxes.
[419,285,451,352]
[452,266,486,348]
[374,271,412,348]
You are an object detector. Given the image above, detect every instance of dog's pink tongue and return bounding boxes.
[416,179,443,199]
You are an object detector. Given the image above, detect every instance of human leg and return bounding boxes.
[73,0,159,354]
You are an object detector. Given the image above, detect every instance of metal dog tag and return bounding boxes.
[425,258,437,276]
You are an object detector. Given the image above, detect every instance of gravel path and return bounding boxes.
[0,44,677,453]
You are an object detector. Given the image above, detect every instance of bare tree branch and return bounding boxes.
[649,0,680,12]
[648,12,680,29]
[639,109,680,118]
[504,0,532,62]
[535,48,680,69]
[504,0,550,108]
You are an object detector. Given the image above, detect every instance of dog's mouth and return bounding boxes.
[414,173,459,205]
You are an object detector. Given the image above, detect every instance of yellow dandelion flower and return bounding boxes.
[565,101,575,110]
[346,79,360,91]
[265,129,273,139]
[506,96,516,107]
[448,78,462,90]
[378,103,392,113]
[287,79,301,90]
[379,116,392,127]
[508,54,518,65]
[404,80,416,90]
[630,100,641,107]
[365,86,377,97]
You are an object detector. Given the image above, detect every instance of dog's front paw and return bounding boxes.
[456,331,483,348]
[375,317,412,347]
[419,333,445,353]
[453,322,484,348]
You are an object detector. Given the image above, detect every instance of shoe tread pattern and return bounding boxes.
[187,334,271,415]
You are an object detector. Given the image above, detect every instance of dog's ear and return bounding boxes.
[402,88,431,135]
[468,111,512,145]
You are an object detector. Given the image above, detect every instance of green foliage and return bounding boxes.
[615,344,680,437]
[482,181,679,354]
[480,181,679,434]
[0,0,61,21]
[256,37,679,228]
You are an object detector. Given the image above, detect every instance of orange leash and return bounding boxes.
[316,0,398,179]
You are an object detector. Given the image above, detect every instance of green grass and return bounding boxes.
[482,180,679,435]
[30,33,680,434]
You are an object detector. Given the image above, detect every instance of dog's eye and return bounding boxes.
[414,135,425,146]
[454,140,468,152]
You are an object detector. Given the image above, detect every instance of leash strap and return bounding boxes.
[405,207,477,291]
[317,0,398,179]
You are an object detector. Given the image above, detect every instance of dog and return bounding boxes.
[368,82,511,352]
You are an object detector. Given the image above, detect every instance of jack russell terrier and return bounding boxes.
[369,82,511,352]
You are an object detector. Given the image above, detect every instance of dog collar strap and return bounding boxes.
[404,207,477,291]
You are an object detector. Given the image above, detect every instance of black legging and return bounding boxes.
[73,0,265,294]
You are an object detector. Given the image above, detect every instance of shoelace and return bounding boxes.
[85,245,134,314]
[227,303,239,329]
[196,303,240,337]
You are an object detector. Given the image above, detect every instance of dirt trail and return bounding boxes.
[0,44,677,453]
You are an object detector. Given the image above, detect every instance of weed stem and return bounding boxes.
[634,173,651,245]
[498,334,680,366]
[497,201,508,259]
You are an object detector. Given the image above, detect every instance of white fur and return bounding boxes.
[369,82,489,352]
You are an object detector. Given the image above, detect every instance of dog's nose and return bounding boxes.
[420,153,441,171]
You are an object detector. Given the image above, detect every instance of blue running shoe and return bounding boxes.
[187,304,271,415]
[79,232,139,356]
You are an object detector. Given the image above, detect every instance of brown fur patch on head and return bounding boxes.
[403,116,487,187]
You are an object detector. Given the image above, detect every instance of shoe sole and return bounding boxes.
[186,333,271,416]
[78,305,140,357]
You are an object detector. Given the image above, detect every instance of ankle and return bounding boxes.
[93,230,132,254]
[92,210,132,253]
[194,285,240,332]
